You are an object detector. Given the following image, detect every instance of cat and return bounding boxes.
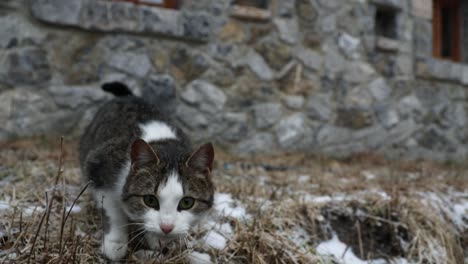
[79,82,215,261]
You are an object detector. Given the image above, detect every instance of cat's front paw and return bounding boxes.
[102,235,128,261]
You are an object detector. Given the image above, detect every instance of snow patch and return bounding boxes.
[317,235,383,264]
[189,251,212,264]
[23,206,44,216]
[203,231,227,250]
[214,193,249,219]
[65,205,81,214]
[0,201,10,211]
[317,234,410,264]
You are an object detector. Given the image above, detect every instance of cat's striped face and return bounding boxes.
[121,139,214,237]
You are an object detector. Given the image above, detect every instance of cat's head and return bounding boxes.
[121,139,215,237]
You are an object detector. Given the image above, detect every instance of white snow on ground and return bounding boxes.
[420,191,468,230]
[214,193,250,219]
[189,251,212,264]
[361,170,377,180]
[0,201,9,211]
[316,234,408,264]
[65,205,81,214]
[202,230,227,250]
[23,205,44,216]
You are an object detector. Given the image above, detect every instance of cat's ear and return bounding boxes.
[186,143,214,172]
[130,139,159,168]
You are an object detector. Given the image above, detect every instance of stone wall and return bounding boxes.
[1,0,468,161]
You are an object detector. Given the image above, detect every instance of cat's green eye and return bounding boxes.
[178,197,195,211]
[143,195,159,209]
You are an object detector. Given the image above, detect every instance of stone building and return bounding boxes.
[1,0,468,161]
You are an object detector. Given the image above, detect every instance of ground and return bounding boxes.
[0,137,467,263]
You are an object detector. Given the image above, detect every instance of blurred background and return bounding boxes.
[1,0,467,161]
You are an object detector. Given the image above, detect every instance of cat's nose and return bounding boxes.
[160,223,174,234]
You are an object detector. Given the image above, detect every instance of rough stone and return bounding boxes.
[171,48,210,81]
[218,21,244,43]
[0,15,45,49]
[221,112,248,142]
[376,37,399,52]
[0,87,105,139]
[305,94,333,121]
[2,48,51,86]
[30,0,83,25]
[413,19,432,58]
[277,0,296,17]
[139,5,180,35]
[345,86,374,109]
[296,0,318,28]
[411,0,432,19]
[81,0,112,30]
[48,85,110,109]
[275,113,309,148]
[142,74,177,115]
[336,108,373,129]
[235,133,276,155]
[180,80,226,114]
[320,15,336,33]
[317,0,340,10]
[324,46,346,78]
[461,66,468,86]
[396,55,413,76]
[296,47,322,71]
[368,78,391,101]
[398,94,425,118]
[108,1,140,31]
[245,50,275,81]
[303,32,322,47]
[108,52,152,78]
[180,12,212,40]
[344,62,375,84]
[253,103,283,129]
[375,103,400,128]
[283,95,305,109]
[176,103,209,130]
[338,33,360,59]
[417,127,455,152]
[274,17,299,44]
[255,40,292,71]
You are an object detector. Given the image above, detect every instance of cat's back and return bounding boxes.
[79,95,171,187]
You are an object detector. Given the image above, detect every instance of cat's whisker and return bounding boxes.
[134,232,148,255]
[124,228,147,249]
[116,222,144,229]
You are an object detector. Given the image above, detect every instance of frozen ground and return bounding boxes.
[0,138,467,263]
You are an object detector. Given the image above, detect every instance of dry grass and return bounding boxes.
[0,137,467,263]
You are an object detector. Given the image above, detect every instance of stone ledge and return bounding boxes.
[30,0,212,41]
[230,5,271,21]
[375,37,399,52]
[416,58,468,86]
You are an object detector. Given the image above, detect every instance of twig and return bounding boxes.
[355,220,364,259]
[27,192,48,264]
[59,182,90,256]
[44,137,65,253]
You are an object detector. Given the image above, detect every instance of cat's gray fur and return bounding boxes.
[79,82,215,261]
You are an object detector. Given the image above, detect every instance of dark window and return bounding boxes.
[233,0,268,9]
[108,0,179,9]
[433,0,460,61]
[375,8,398,39]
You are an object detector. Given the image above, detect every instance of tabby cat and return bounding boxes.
[79,82,215,261]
